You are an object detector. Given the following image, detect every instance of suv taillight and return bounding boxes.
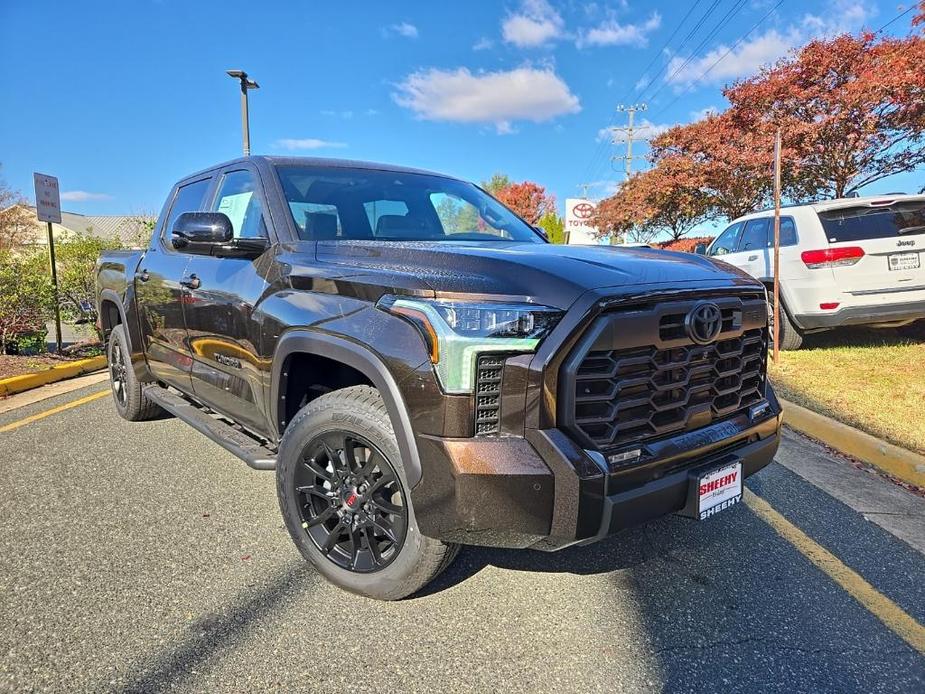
[800,246,865,269]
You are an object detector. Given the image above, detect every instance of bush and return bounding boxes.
[657,235,715,253]
[55,230,123,332]
[8,330,48,355]
[0,249,54,354]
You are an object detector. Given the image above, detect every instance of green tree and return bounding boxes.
[55,230,124,332]
[536,212,566,244]
[481,173,512,195]
[0,249,53,353]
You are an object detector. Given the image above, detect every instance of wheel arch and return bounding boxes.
[271,330,423,488]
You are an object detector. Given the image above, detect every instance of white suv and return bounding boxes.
[700,195,925,349]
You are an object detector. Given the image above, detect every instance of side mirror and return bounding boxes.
[171,212,233,250]
[533,224,549,241]
[694,242,707,255]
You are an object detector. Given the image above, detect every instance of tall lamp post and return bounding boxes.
[226,69,259,156]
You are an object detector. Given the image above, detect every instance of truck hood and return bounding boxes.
[307,240,759,309]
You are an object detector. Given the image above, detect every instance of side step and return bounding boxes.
[144,385,277,471]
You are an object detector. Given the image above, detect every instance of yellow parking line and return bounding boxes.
[0,390,110,433]
[744,488,925,655]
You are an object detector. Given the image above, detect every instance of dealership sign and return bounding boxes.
[565,198,605,245]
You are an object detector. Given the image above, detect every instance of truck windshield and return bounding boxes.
[276,165,544,243]
[817,200,925,243]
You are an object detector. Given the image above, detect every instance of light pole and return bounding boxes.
[226,69,259,156]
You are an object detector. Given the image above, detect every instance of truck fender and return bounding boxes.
[270,330,423,488]
[98,288,153,383]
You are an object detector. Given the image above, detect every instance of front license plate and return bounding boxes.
[696,462,742,520]
[888,252,920,271]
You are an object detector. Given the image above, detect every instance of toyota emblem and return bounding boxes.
[685,302,722,344]
[572,202,594,219]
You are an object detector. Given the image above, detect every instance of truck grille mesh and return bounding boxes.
[570,310,768,449]
[474,354,504,435]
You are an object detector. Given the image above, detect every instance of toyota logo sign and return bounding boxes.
[685,302,723,345]
[572,202,595,219]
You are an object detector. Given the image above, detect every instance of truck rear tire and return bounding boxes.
[276,385,459,600]
[107,324,162,421]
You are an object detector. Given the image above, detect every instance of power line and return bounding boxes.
[632,0,724,105]
[586,0,743,185]
[653,0,785,118]
[579,0,714,187]
[875,4,917,33]
[644,0,750,106]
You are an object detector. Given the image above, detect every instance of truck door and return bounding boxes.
[136,177,212,391]
[181,167,275,436]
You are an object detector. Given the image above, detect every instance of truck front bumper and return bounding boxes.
[410,393,782,551]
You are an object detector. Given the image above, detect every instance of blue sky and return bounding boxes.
[1,0,921,227]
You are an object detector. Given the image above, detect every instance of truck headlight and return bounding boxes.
[378,296,563,393]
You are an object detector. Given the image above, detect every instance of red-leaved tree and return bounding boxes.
[727,31,925,198]
[494,181,556,225]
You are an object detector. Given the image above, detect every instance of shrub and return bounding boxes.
[0,249,54,354]
[55,230,123,332]
[657,236,715,253]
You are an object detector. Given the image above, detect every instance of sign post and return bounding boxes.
[772,130,782,364]
[33,173,63,353]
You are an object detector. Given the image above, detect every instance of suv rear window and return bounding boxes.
[818,201,925,243]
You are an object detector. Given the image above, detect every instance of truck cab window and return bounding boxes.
[163,178,211,242]
[212,170,267,239]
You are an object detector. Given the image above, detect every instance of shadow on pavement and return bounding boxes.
[116,560,317,694]
[418,522,657,597]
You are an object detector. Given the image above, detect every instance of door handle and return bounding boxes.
[180,274,201,290]
[136,269,150,282]
[748,255,758,262]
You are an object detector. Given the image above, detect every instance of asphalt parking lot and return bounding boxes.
[1,379,923,693]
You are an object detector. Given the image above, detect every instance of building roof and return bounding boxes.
[21,206,150,247]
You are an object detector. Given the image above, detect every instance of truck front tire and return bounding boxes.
[276,385,459,600]
[107,324,162,421]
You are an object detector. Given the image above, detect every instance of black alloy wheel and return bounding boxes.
[109,339,128,407]
[294,431,408,573]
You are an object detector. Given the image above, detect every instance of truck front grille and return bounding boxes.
[560,293,769,451]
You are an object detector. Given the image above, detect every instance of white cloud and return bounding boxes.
[502,0,564,47]
[578,12,661,48]
[393,66,581,134]
[60,191,111,201]
[664,0,876,88]
[320,109,354,119]
[274,138,348,150]
[665,29,796,86]
[384,21,418,38]
[473,36,494,51]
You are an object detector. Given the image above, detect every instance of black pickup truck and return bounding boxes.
[96,156,782,599]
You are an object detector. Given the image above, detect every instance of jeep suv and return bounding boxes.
[97,156,781,599]
[702,195,925,349]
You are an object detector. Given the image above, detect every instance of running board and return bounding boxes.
[144,385,277,471]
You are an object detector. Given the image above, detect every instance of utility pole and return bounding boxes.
[610,103,648,177]
[226,69,260,156]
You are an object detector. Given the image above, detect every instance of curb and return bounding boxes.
[780,397,925,488]
[0,356,108,397]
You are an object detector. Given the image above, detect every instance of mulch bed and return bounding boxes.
[0,341,104,380]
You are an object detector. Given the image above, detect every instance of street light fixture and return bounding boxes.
[226,69,259,156]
